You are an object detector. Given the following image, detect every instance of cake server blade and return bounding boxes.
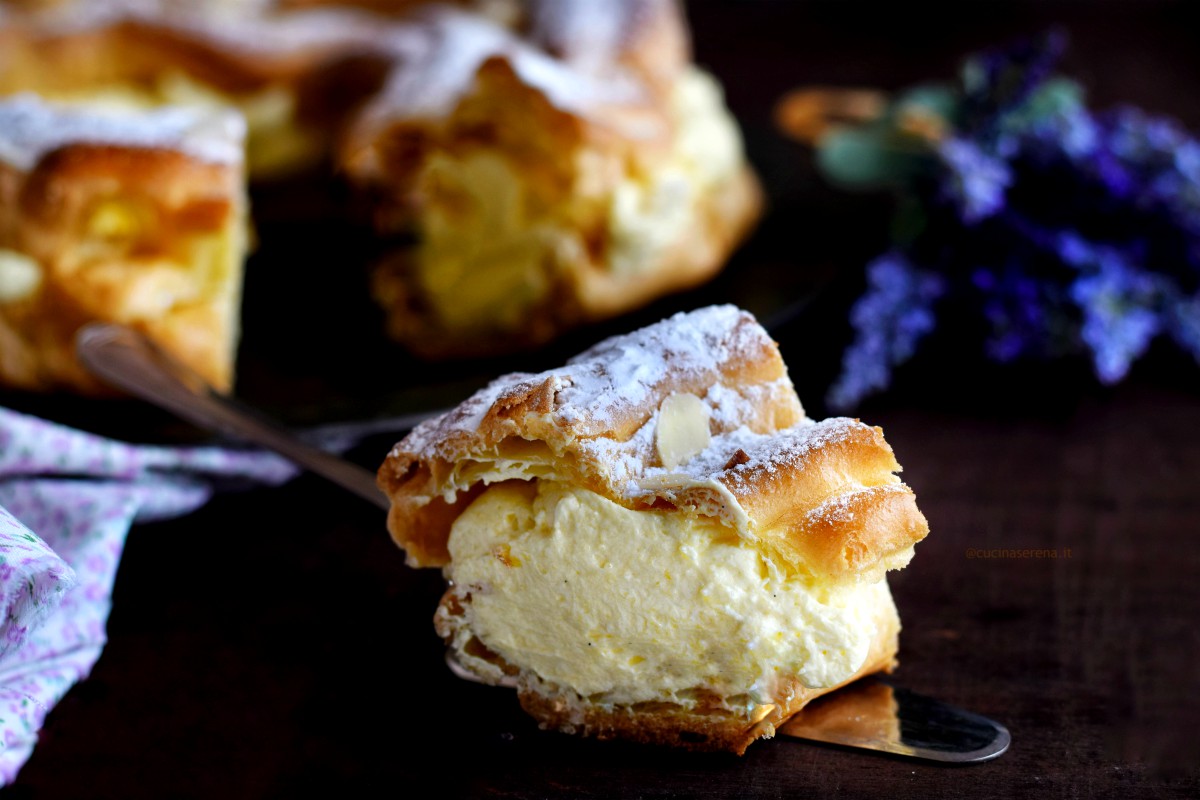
[776,675,1010,763]
[78,322,1010,765]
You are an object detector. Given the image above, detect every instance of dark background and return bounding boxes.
[6,1,1200,797]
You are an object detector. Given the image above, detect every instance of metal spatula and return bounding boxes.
[75,322,1010,764]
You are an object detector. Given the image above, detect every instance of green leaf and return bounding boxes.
[817,127,934,190]
[894,83,961,127]
[1001,77,1086,136]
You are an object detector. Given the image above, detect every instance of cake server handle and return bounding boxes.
[74,322,391,511]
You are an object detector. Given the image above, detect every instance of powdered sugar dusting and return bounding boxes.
[562,304,753,427]
[388,306,917,545]
[713,418,862,495]
[398,368,542,457]
[356,10,509,122]
[704,378,800,430]
[0,95,244,172]
[398,307,753,453]
[357,6,646,128]
[805,483,910,527]
[614,417,868,499]
[525,0,628,70]
[10,0,393,56]
[396,305,776,462]
[392,305,874,533]
[8,0,657,142]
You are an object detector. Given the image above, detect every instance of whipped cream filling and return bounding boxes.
[0,249,42,303]
[445,480,893,707]
[409,67,749,332]
[413,150,557,334]
[606,69,745,277]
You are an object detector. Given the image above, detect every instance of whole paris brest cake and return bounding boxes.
[0,0,761,388]
[377,305,929,753]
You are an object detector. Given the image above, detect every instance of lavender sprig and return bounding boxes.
[820,33,1200,409]
[827,252,944,410]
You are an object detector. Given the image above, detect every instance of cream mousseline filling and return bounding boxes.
[409,67,748,337]
[442,478,896,708]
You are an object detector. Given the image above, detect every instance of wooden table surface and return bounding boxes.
[6,2,1200,797]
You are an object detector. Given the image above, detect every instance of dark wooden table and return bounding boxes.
[6,2,1200,797]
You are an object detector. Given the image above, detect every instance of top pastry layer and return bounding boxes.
[379,305,929,580]
[0,93,244,171]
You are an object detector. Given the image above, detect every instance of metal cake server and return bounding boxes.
[776,675,1010,762]
[75,322,393,511]
[75,322,1011,765]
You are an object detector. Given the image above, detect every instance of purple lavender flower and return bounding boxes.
[1105,108,1188,163]
[938,138,1012,224]
[817,31,1200,407]
[1166,294,1200,361]
[1068,247,1164,382]
[827,252,944,410]
[973,264,1055,362]
[1134,126,1200,236]
[960,29,1068,135]
[1036,100,1099,160]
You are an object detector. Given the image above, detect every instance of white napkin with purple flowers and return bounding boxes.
[0,406,298,784]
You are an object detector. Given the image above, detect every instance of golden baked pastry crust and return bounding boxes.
[2,1,760,364]
[379,305,929,752]
[343,4,762,356]
[379,306,925,576]
[0,2,396,177]
[378,305,802,565]
[0,97,247,393]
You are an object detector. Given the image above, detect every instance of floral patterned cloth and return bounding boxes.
[0,407,298,784]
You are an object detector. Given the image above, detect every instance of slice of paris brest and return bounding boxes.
[0,94,247,393]
[340,0,763,357]
[377,305,929,754]
[1,1,763,364]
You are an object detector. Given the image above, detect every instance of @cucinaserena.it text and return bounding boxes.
[965,548,1072,559]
